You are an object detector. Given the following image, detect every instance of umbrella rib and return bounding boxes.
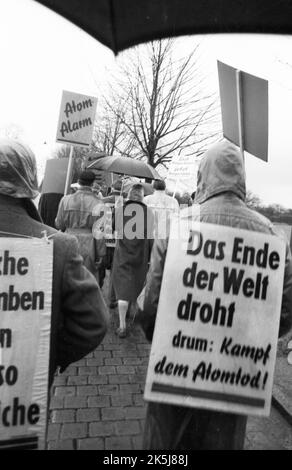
[109,0,118,55]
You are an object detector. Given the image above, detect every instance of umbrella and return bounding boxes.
[35,1,291,55]
[87,155,161,180]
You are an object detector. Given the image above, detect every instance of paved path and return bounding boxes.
[47,315,292,450]
[245,407,292,450]
[47,308,151,450]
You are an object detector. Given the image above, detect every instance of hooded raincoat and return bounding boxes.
[0,139,109,389]
[138,140,292,450]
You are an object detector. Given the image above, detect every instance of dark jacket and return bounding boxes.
[38,192,63,228]
[138,140,292,450]
[0,194,109,387]
[112,200,154,301]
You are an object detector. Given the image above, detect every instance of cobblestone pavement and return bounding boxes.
[47,313,292,450]
[47,276,292,450]
[47,308,150,450]
[245,407,292,450]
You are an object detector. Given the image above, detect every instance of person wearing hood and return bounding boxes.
[0,139,109,389]
[138,139,292,450]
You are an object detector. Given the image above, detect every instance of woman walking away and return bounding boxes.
[112,184,154,338]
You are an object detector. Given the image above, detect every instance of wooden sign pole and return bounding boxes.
[64,146,74,195]
[236,69,245,163]
[172,177,179,198]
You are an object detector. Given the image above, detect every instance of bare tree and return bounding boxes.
[245,190,263,209]
[92,101,136,157]
[102,39,220,170]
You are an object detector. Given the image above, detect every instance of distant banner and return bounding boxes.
[104,203,116,248]
[166,154,198,195]
[0,239,53,449]
[144,221,285,416]
[42,158,69,194]
[56,90,97,147]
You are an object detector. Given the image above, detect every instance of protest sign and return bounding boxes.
[144,221,285,416]
[166,154,198,195]
[104,203,116,248]
[56,90,97,147]
[0,239,53,449]
[217,61,269,162]
[42,158,69,194]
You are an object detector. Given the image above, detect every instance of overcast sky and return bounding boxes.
[1,0,292,207]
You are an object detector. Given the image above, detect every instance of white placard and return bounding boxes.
[166,154,198,195]
[104,203,116,248]
[56,90,97,147]
[0,239,53,449]
[144,221,285,416]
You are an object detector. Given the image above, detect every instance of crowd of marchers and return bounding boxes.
[0,137,292,450]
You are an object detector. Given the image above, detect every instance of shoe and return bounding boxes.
[115,327,127,338]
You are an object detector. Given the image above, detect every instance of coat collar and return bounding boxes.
[124,199,146,207]
[0,194,41,222]
[0,194,26,212]
[76,186,93,193]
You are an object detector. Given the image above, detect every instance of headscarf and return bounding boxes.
[0,138,39,199]
[195,139,246,204]
[128,184,144,202]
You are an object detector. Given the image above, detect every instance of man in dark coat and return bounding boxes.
[112,184,154,337]
[38,192,63,228]
[0,139,109,388]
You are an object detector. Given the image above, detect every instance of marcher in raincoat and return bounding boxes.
[112,184,154,337]
[138,139,292,449]
[0,139,109,388]
[144,179,179,240]
[55,170,106,286]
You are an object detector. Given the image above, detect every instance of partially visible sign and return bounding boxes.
[42,158,69,194]
[144,221,285,416]
[218,61,269,162]
[0,239,53,450]
[166,154,198,195]
[56,90,97,147]
[104,203,116,248]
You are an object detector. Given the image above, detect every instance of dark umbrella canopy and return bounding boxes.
[88,155,161,180]
[35,0,292,55]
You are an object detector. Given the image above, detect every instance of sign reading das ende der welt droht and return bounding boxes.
[56,90,97,147]
[144,221,285,416]
[0,239,53,450]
